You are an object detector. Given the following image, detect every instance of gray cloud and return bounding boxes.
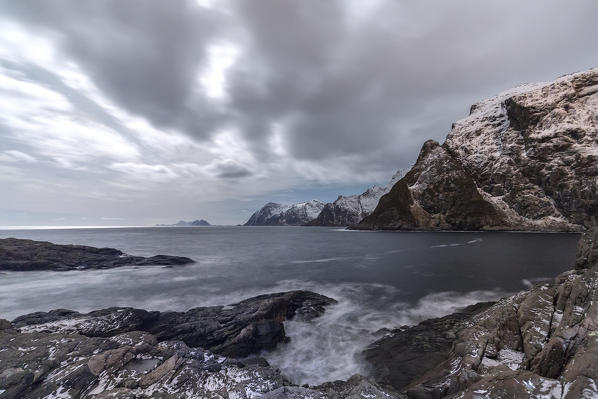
[210,160,253,179]
[0,0,597,224]
[1,0,225,134]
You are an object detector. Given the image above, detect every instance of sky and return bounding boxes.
[0,0,597,226]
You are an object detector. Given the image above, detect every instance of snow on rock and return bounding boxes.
[309,170,406,226]
[244,200,326,226]
[359,68,598,231]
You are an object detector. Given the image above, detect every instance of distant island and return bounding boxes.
[156,219,211,227]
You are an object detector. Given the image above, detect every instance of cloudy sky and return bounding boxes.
[1,0,597,226]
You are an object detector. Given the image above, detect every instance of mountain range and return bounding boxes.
[244,201,325,226]
[247,68,598,231]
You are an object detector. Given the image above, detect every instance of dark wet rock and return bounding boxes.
[0,320,12,331]
[358,68,598,231]
[261,375,404,399]
[0,237,194,271]
[575,227,598,269]
[12,308,158,338]
[12,291,337,359]
[363,302,495,392]
[364,229,598,398]
[0,292,397,399]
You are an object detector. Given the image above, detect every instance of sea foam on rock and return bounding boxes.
[0,290,400,398]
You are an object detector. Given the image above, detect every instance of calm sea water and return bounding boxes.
[0,227,579,384]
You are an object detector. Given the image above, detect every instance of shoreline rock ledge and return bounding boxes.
[0,237,194,271]
[0,290,398,398]
[364,228,598,398]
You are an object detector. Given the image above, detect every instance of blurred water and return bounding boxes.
[0,226,579,384]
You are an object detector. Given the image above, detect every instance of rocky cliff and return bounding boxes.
[309,171,404,226]
[359,68,598,231]
[244,200,325,226]
[364,229,598,398]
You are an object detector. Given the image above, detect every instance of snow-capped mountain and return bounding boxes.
[244,200,326,226]
[359,68,598,231]
[309,170,405,226]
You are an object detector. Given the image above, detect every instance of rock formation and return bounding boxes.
[244,200,325,226]
[309,170,404,226]
[364,229,598,398]
[360,68,598,231]
[11,291,335,358]
[0,291,397,398]
[0,238,194,271]
[157,219,211,227]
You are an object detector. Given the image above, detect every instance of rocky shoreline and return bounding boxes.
[0,238,194,271]
[2,231,597,398]
[364,229,598,398]
[0,291,398,398]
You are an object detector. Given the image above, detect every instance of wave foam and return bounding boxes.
[261,279,508,385]
[431,237,483,248]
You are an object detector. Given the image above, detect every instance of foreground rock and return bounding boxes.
[244,200,325,226]
[363,302,496,392]
[0,291,399,398]
[12,291,336,359]
[0,238,194,271]
[360,68,598,231]
[364,229,598,398]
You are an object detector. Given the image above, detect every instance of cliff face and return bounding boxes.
[360,68,598,231]
[365,229,598,398]
[309,171,404,226]
[358,140,508,230]
[244,200,325,226]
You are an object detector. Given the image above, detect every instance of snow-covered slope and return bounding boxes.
[310,170,405,226]
[359,68,598,231]
[244,200,326,226]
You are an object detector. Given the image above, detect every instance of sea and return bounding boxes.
[0,226,579,385]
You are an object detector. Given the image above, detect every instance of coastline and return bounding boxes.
[0,230,594,397]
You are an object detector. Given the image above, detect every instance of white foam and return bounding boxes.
[290,256,357,264]
[261,279,508,385]
[430,238,483,248]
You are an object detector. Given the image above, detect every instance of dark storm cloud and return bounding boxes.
[2,0,598,175]
[210,160,253,179]
[0,0,226,134]
[226,0,598,164]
